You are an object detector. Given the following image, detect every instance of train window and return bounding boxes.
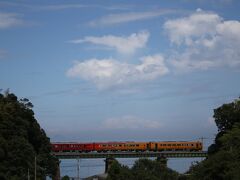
[172,144,176,146]
[192,144,194,146]
[136,144,139,147]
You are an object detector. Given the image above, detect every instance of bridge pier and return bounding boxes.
[156,156,168,167]
[54,160,61,180]
[105,157,116,173]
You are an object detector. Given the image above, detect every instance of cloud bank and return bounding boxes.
[89,10,175,26]
[164,9,240,71]
[66,55,168,89]
[0,12,23,29]
[70,31,149,54]
[67,9,240,89]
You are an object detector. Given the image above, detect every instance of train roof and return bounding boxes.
[51,141,201,144]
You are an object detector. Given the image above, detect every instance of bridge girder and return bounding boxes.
[52,151,208,159]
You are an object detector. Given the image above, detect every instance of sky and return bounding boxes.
[1,0,240,147]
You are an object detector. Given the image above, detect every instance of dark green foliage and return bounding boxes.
[188,150,240,180]
[214,99,240,132]
[0,92,58,179]
[188,98,240,179]
[107,161,133,180]
[208,98,240,153]
[107,158,179,180]
[61,175,70,180]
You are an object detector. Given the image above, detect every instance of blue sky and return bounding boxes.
[1,0,240,146]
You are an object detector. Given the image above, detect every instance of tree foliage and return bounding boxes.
[188,98,240,179]
[214,98,240,132]
[107,158,179,180]
[0,92,58,179]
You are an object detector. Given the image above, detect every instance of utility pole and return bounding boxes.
[77,158,80,180]
[35,156,37,180]
[28,168,30,180]
[200,137,207,149]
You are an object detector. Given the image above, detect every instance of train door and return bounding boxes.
[147,143,150,151]
[155,143,158,151]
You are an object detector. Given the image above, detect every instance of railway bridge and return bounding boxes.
[52,151,208,179]
[52,151,207,159]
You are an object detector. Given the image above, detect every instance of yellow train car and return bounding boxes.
[121,142,148,151]
[96,142,148,151]
[149,141,202,151]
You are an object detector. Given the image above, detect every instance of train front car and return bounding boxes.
[195,141,203,151]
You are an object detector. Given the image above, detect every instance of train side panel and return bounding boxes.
[149,141,202,151]
[52,141,202,152]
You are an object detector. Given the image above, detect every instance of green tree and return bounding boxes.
[61,175,70,180]
[107,158,179,180]
[0,92,58,179]
[188,98,240,179]
[214,98,240,132]
[107,161,133,180]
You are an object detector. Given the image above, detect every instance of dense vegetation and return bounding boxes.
[107,97,240,180]
[0,91,58,179]
[188,97,240,180]
[107,158,179,180]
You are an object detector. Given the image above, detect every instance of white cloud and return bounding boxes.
[164,9,240,71]
[102,115,162,129]
[89,10,175,26]
[66,55,168,89]
[70,31,149,54]
[38,4,87,10]
[0,12,23,29]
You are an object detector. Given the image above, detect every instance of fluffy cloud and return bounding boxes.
[89,10,174,26]
[102,115,161,129]
[164,9,240,71]
[66,55,168,89]
[0,12,23,29]
[70,31,149,54]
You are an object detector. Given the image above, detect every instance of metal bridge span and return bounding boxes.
[52,151,208,159]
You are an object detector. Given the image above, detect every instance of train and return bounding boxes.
[51,141,202,152]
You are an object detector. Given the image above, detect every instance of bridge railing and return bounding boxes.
[52,151,208,159]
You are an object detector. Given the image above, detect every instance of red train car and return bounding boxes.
[51,142,94,152]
